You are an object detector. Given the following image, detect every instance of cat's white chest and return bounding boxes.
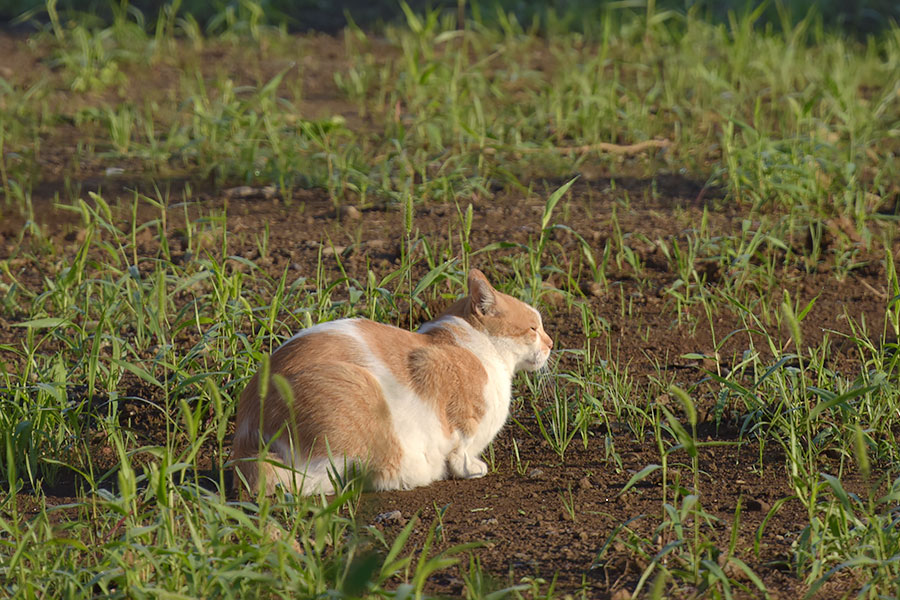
[474,361,513,443]
[445,319,515,445]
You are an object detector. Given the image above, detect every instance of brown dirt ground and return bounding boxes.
[0,31,891,599]
[2,180,884,599]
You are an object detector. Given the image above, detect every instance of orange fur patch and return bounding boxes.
[233,330,402,493]
[407,345,487,436]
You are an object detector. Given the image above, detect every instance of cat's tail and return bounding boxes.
[253,454,340,496]
[232,430,343,497]
[230,371,335,496]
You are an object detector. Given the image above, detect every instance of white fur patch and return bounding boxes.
[348,321,454,489]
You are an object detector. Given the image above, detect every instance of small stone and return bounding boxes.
[374,510,405,526]
[340,205,362,220]
[724,561,751,582]
[480,517,498,526]
[701,357,718,371]
[224,185,255,199]
[528,468,544,479]
[611,589,632,600]
[579,476,593,490]
[222,185,278,200]
[540,282,565,307]
[580,281,603,297]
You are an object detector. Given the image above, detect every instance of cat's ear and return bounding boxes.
[468,269,496,316]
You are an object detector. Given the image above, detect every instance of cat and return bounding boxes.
[231,268,552,496]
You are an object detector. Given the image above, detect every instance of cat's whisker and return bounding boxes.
[530,352,560,398]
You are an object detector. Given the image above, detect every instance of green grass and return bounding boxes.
[2,1,900,598]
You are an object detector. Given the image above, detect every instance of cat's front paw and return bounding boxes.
[465,457,488,479]
[448,451,488,479]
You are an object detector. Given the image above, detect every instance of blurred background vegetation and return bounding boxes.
[1,0,898,35]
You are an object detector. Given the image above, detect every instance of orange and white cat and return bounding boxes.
[232,268,552,495]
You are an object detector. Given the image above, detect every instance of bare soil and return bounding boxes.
[0,31,888,599]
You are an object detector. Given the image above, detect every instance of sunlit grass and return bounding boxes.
[1,1,899,597]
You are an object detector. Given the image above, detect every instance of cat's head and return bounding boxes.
[456,269,553,372]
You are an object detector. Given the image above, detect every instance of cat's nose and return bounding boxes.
[542,332,553,349]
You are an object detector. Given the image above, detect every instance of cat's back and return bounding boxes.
[267,316,493,411]
[271,318,427,375]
